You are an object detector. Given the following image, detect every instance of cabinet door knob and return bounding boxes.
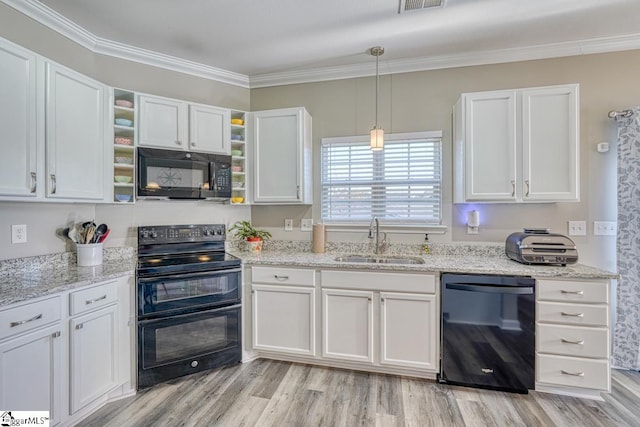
[52,331,61,338]
[190,142,196,147]
[75,324,83,330]
[524,180,530,197]
[175,140,182,146]
[50,174,57,194]
[30,172,37,193]
[510,180,515,197]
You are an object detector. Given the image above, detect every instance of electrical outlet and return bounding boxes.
[301,219,313,231]
[567,220,587,236]
[284,219,293,231]
[11,224,27,244]
[594,221,617,236]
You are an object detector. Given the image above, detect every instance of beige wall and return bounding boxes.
[0,3,251,260]
[250,51,640,271]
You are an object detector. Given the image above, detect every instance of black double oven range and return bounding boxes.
[136,224,241,389]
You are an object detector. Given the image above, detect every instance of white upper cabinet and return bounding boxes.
[521,86,579,201]
[454,84,579,203]
[137,94,187,150]
[0,39,38,198]
[45,62,107,200]
[252,107,312,204]
[189,104,230,154]
[138,94,231,154]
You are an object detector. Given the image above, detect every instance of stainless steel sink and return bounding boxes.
[334,255,425,265]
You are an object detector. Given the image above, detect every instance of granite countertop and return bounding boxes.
[0,248,136,307]
[1,241,617,309]
[229,241,618,280]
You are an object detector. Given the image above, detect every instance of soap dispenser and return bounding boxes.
[422,234,430,255]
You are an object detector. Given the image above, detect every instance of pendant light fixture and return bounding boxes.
[369,46,384,151]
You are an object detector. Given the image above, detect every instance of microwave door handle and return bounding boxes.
[446,283,533,295]
[210,162,217,192]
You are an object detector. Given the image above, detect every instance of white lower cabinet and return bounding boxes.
[249,267,439,376]
[322,289,374,363]
[535,278,610,394]
[0,323,63,426]
[0,276,133,426]
[252,284,315,356]
[380,292,438,370]
[69,304,118,414]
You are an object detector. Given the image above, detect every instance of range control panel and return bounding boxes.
[138,224,226,244]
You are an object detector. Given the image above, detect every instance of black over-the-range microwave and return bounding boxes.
[137,147,232,200]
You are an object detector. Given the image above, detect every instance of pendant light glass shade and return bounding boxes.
[369,46,384,151]
[370,127,384,151]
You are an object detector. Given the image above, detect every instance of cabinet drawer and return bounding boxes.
[0,296,62,340]
[537,324,608,359]
[252,266,315,286]
[321,270,436,293]
[70,281,118,316]
[537,279,608,304]
[537,301,608,326]
[537,354,609,391]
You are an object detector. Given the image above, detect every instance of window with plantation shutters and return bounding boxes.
[321,131,442,224]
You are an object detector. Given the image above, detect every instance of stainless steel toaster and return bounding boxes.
[505,230,578,266]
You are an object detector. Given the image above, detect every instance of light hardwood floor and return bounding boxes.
[77,360,640,427]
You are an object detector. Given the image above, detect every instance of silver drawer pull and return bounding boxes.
[274,275,289,280]
[561,311,585,318]
[561,338,585,345]
[561,369,585,377]
[561,290,584,295]
[510,180,515,197]
[86,294,107,305]
[10,313,43,327]
[50,174,56,194]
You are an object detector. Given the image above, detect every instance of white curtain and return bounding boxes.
[613,107,640,370]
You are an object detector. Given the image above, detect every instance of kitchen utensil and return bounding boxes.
[98,228,110,243]
[92,224,108,243]
[67,227,79,243]
[84,226,96,244]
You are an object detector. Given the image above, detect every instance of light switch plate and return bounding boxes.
[568,220,587,236]
[284,219,293,231]
[301,219,313,231]
[594,221,617,236]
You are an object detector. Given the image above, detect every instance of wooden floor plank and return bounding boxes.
[76,361,640,427]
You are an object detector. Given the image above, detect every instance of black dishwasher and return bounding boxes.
[439,273,535,394]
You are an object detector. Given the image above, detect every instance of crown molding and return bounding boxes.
[250,33,640,88]
[1,0,250,88]
[4,0,640,90]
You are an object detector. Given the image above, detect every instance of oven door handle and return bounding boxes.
[446,283,533,295]
[138,268,242,283]
[138,302,242,325]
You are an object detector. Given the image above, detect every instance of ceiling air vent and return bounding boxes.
[398,0,447,14]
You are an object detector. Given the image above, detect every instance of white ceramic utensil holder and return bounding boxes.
[76,243,104,266]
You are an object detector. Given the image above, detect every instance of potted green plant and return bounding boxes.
[228,220,272,253]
